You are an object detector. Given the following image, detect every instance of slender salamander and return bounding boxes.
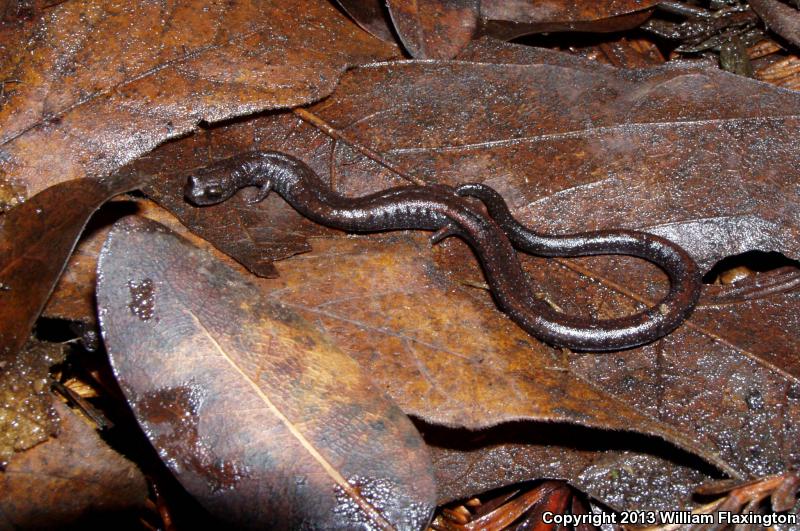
[184,150,700,351]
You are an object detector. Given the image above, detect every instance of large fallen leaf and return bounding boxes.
[43,196,247,325]
[41,199,140,326]
[0,0,396,205]
[148,37,800,275]
[96,215,436,529]
[0,399,147,529]
[0,174,141,362]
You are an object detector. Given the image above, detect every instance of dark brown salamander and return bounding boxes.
[184,150,700,351]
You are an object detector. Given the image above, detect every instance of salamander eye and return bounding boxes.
[203,185,223,199]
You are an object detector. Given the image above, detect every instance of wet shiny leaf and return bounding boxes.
[480,0,658,41]
[427,423,717,511]
[42,197,220,327]
[0,174,141,363]
[96,216,436,529]
[387,0,480,59]
[0,0,397,205]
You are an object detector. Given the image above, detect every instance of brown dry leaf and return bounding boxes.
[349,0,658,59]
[750,0,800,49]
[336,0,396,43]
[480,1,658,41]
[386,0,480,59]
[96,215,436,529]
[0,174,141,363]
[0,340,65,465]
[0,0,397,206]
[0,399,147,529]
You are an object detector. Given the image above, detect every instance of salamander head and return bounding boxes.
[184,160,272,206]
[184,173,233,205]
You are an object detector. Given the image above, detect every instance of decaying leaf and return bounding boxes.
[96,216,436,529]
[42,198,147,327]
[146,38,800,277]
[336,0,396,42]
[42,197,211,325]
[311,40,800,273]
[0,0,397,205]
[387,0,480,59]
[0,399,147,529]
[479,0,659,37]
[750,0,800,49]
[344,0,659,59]
[0,174,141,363]
[426,422,716,511]
[0,340,65,466]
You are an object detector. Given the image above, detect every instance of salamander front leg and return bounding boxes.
[245,182,272,205]
[429,224,460,245]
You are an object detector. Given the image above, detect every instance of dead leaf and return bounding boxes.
[42,199,139,326]
[386,0,480,59]
[0,0,397,205]
[43,195,281,325]
[0,340,65,465]
[750,0,800,49]
[427,422,718,511]
[336,0,396,43]
[355,0,658,59]
[480,0,658,36]
[43,193,248,327]
[0,174,141,363]
[0,399,147,529]
[96,215,436,529]
[303,39,800,276]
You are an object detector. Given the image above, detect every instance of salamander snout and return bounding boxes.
[184,174,229,206]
